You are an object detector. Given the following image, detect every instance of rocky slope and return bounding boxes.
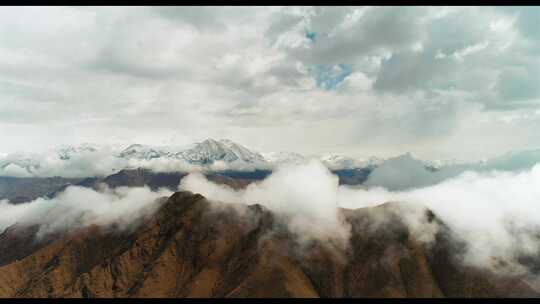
[0,191,538,298]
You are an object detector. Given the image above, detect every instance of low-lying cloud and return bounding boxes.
[181,159,540,276]
[0,184,172,238]
[342,165,540,274]
[2,155,540,277]
[0,147,270,178]
[180,159,350,245]
[0,147,128,178]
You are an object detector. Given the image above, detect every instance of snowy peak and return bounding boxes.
[321,154,366,170]
[118,144,170,160]
[261,152,380,170]
[55,143,99,160]
[320,154,383,170]
[426,158,467,170]
[177,138,266,165]
[116,139,267,168]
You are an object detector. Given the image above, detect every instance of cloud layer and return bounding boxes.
[0,7,539,160]
[180,160,540,276]
[2,156,540,277]
[179,160,350,244]
[0,185,173,237]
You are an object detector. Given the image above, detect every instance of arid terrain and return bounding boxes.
[1,190,538,298]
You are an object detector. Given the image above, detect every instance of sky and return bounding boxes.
[0,6,539,160]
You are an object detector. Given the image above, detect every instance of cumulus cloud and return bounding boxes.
[180,159,350,245]
[180,159,540,276]
[1,7,540,160]
[0,184,172,238]
[340,165,540,275]
[0,147,128,178]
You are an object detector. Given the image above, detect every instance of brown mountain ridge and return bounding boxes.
[0,191,539,298]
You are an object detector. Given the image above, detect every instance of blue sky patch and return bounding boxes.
[310,64,352,90]
[305,31,317,42]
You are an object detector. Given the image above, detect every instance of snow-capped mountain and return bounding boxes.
[320,154,378,170]
[425,159,455,170]
[118,144,172,160]
[4,138,539,179]
[262,152,381,170]
[118,139,268,167]
[55,143,99,160]
[176,139,267,165]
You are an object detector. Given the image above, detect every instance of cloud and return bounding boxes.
[0,184,173,238]
[3,155,540,277]
[340,165,540,275]
[0,147,128,178]
[1,7,540,160]
[180,159,540,276]
[179,159,350,245]
[452,40,490,63]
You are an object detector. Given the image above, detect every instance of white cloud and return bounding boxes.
[340,164,540,275]
[0,184,173,237]
[435,49,447,59]
[0,7,539,159]
[180,159,350,245]
[3,156,540,276]
[453,41,490,63]
[180,159,540,276]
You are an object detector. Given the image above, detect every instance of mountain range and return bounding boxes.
[2,140,540,298]
[2,139,540,204]
[1,190,539,298]
[0,139,409,178]
[2,138,538,179]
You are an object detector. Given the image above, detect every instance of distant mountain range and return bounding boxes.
[0,138,383,178]
[1,138,540,195]
[4,138,538,179]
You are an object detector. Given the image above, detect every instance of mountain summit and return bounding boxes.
[176,139,267,165]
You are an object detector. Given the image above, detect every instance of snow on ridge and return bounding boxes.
[3,139,539,179]
[320,154,366,170]
[179,138,267,165]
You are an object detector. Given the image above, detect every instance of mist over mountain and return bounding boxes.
[1,140,540,298]
[7,190,537,297]
[2,5,540,298]
[2,160,540,297]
